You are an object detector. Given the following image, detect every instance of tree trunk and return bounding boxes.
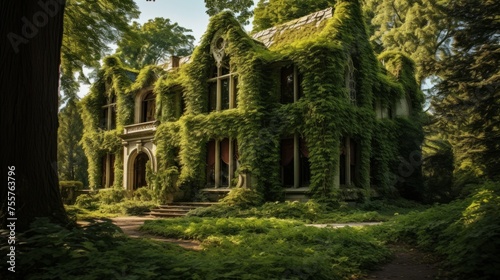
[1,0,68,231]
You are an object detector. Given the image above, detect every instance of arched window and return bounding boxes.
[141,92,156,122]
[208,33,238,112]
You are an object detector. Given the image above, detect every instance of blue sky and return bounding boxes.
[78,0,257,97]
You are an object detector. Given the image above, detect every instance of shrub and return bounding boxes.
[59,181,85,205]
[74,195,99,210]
[371,181,500,280]
[95,188,127,204]
[219,187,264,208]
[132,187,156,202]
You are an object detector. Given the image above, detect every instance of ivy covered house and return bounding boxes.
[81,0,423,202]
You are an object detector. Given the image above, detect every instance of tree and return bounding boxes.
[60,0,139,98]
[205,0,255,25]
[365,0,455,83]
[433,0,500,180]
[252,0,336,32]
[1,0,68,231]
[58,97,88,185]
[116,18,195,69]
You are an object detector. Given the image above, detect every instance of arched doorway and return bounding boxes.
[133,152,150,190]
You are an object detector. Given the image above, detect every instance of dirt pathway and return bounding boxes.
[361,244,442,280]
[110,216,202,250]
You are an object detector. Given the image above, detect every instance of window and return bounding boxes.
[207,64,237,112]
[206,138,238,187]
[280,65,302,104]
[174,90,185,119]
[101,153,115,188]
[208,34,237,112]
[101,95,116,130]
[339,137,359,186]
[280,136,310,187]
[133,153,149,190]
[345,57,357,105]
[141,92,156,122]
[394,95,411,117]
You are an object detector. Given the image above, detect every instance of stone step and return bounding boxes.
[151,208,191,214]
[147,211,187,218]
[146,202,217,218]
[167,202,217,207]
[157,205,198,210]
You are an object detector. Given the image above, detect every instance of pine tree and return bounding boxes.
[433,0,500,180]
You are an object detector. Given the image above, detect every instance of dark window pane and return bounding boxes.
[281,138,295,187]
[281,65,294,104]
[210,66,218,78]
[101,108,108,129]
[220,159,229,186]
[110,154,115,186]
[110,106,116,129]
[142,92,155,122]
[221,78,230,110]
[233,77,238,108]
[208,82,217,112]
[207,140,216,186]
[101,155,107,188]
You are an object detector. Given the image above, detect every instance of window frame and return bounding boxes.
[207,64,238,112]
[101,95,117,130]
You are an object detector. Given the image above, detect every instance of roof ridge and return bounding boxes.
[252,7,334,48]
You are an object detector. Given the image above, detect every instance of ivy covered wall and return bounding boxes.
[80,57,162,189]
[81,0,423,201]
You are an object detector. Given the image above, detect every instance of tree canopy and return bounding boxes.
[116,17,195,69]
[60,0,139,99]
[432,0,500,180]
[205,0,255,25]
[365,0,455,83]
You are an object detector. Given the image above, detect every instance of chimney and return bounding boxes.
[170,56,180,68]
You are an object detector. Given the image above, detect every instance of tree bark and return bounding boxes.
[1,0,68,231]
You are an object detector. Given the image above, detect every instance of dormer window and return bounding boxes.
[208,33,237,112]
[141,92,156,122]
[280,64,302,104]
[101,95,116,130]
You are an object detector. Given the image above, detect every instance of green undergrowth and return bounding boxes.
[369,181,500,280]
[67,188,158,219]
[188,191,427,223]
[141,217,391,279]
[0,216,391,280]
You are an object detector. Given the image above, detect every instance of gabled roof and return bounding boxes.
[252,7,334,48]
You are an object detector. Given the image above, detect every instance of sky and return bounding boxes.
[77,0,258,98]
